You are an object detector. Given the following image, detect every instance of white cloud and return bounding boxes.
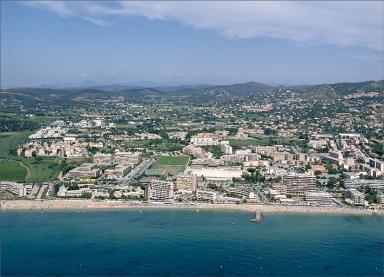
[78,72,89,79]
[22,1,384,51]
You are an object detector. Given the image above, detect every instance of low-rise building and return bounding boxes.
[65,163,101,179]
[57,185,92,197]
[105,164,131,179]
[93,153,113,166]
[304,192,334,206]
[0,182,32,197]
[114,151,143,165]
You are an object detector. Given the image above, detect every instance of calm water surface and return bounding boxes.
[1,209,383,276]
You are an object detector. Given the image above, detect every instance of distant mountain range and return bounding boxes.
[1,80,383,105]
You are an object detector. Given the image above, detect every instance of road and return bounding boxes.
[120,158,154,185]
[255,186,270,204]
[36,184,48,199]
[27,185,40,199]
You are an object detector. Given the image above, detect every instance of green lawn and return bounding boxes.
[0,159,28,181]
[152,155,190,176]
[0,131,60,182]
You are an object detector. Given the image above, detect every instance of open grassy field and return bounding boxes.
[0,131,31,157]
[25,157,59,182]
[0,159,28,181]
[0,131,60,182]
[151,155,190,176]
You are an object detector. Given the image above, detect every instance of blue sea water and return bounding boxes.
[1,209,383,277]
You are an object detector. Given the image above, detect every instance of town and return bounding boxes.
[1,81,383,211]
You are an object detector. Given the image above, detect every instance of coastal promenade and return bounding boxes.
[1,200,383,215]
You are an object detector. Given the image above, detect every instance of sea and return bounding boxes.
[1,209,383,277]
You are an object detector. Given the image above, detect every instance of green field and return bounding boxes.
[152,155,190,176]
[0,160,28,181]
[0,131,31,157]
[0,131,60,182]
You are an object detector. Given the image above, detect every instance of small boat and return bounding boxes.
[251,210,263,223]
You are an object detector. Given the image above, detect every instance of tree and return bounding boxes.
[326,177,339,189]
[264,127,277,136]
[207,183,218,190]
[364,187,378,204]
[81,192,92,199]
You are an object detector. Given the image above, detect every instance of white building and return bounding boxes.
[149,180,174,201]
[196,190,217,201]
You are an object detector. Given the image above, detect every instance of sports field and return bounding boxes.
[152,155,190,176]
[155,155,190,166]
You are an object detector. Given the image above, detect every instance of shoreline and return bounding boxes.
[1,200,383,215]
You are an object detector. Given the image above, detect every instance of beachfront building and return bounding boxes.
[344,189,365,206]
[304,192,334,206]
[283,172,317,196]
[149,180,174,201]
[196,190,217,202]
[57,185,92,197]
[0,182,32,197]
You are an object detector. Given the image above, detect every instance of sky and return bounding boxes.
[1,1,383,88]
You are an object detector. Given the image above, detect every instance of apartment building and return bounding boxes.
[176,173,197,191]
[66,163,101,179]
[114,151,143,165]
[149,180,174,201]
[283,172,317,196]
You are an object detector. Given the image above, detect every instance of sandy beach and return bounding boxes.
[1,199,383,215]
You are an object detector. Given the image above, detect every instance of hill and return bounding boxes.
[1,80,382,105]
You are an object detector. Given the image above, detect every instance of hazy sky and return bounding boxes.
[1,1,383,87]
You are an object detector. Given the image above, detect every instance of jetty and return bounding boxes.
[251,210,263,223]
